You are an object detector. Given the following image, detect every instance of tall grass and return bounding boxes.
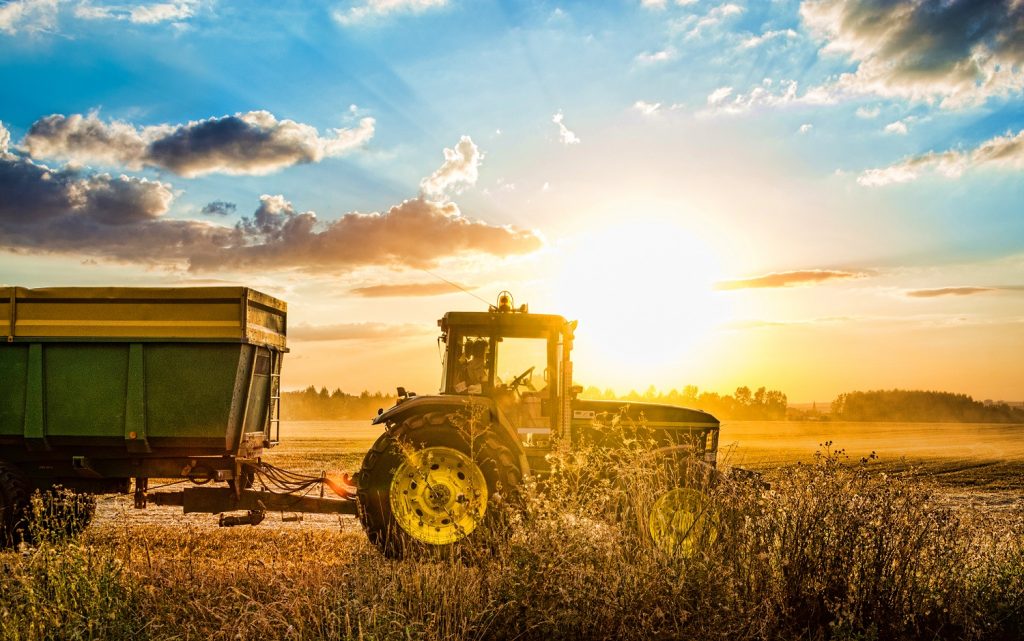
[1,429,1022,641]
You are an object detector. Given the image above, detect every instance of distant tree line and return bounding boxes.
[281,386,396,420]
[578,384,789,420]
[831,389,1024,423]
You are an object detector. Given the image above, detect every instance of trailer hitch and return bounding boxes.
[219,500,267,527]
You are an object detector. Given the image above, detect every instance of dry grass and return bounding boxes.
[2,422,1023,641]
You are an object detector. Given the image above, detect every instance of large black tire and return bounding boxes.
[0,461,31,548]
[356,411,522,558]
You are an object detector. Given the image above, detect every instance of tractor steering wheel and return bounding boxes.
[507,366,536,392]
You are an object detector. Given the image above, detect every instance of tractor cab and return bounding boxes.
[437,291,576,456]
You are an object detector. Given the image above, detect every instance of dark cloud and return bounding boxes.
[350,282,472,297]
[189,195,541,272]
[0,136,237,264]
[716,269,867,290]
[23,111,375,178]
[1,127,542,272]
[289,322,431,342]
[201,200,237,216]
[0,157,540,271]
[801,0,1024,107]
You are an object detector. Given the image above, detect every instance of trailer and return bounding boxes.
[0,286,355,545]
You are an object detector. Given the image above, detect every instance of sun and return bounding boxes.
[552,220,729,391]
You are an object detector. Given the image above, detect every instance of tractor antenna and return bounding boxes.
[418,268,492,307]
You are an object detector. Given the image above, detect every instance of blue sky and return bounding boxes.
[1,0,1022,400]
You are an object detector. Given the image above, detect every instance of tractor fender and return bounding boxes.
[373,395,530,476]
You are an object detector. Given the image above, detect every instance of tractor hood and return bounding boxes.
[571,398,719,427]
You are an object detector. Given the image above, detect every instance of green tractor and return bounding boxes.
[356,292,721,556]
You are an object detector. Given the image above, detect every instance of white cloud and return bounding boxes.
[0,0,58,35]
[883,120,908,135]
[552,111,580,145]
[419,135,482,197]
[703,78,837,114]
[0,122,10,154]
[635,46,677,64]
[855,106,880,119]
[799,123,813,134]
[707,86,733,105]
[334,0,447,25]
[74,1,200,24]
[640,0,667,8]
[678,2,744,39]
[741,28,797,49]
[858,129,1024,186]
[633,100,662,115]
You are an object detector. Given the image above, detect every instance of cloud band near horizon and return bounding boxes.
[716,269,868,290]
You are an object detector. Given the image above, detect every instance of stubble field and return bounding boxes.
[4,420,1024,641]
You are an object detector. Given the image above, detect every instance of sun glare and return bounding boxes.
[553,220,729,390]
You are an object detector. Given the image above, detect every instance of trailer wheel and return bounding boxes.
[0,461,31,548]
[356,414,521,558]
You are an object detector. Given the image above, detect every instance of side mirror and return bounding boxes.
[571,385,583,398]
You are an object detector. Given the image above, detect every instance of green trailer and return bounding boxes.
[0,286,355,544]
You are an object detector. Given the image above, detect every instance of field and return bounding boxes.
[4,420,1024,641]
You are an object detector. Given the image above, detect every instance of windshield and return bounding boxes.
[494,337,547,391]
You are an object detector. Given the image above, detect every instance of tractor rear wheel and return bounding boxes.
[0,461,31,548]
[356,412,522,558]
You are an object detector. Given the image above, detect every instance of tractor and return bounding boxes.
[356,292,721,556]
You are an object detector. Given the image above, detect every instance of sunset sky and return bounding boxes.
[1,0,1022,402]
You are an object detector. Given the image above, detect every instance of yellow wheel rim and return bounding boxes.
[649,487,717,556]
[390,446,488,545]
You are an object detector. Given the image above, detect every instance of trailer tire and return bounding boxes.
[0,461,31,548]
[356,413,522,558]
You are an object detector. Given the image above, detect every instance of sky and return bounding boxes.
[1,0,1022,402]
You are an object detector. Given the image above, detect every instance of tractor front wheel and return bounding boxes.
[356,413,521,558]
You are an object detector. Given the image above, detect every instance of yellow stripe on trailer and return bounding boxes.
[0,286,287,349]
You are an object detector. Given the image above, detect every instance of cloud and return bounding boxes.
[716,269,868,290]
[350,282,472,297]
[552,111,580,145]
[0,150,234,264]
[0,122,10,153]
[193,195,541,272]
[858,129,1024,186]
[200,200,236,216]
[633,100,662,116]
[741,28,797,49]
[0,0,58,35]
[74,1,199,24]
[334,0,447,25]
[906,287,995,298]
[799,123,813,134]
[703,78,837,114]
[640,0,667,8]
[289,322,430,341]
[635,46,677,64]
[419,135,482,197]
[673,2,744,39]
[855,106,880,119]
[0,138,541,271]
[800,0,1024,108]
[904,286,1024,298]
[884,120,908,135]
[22,110,375,177]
